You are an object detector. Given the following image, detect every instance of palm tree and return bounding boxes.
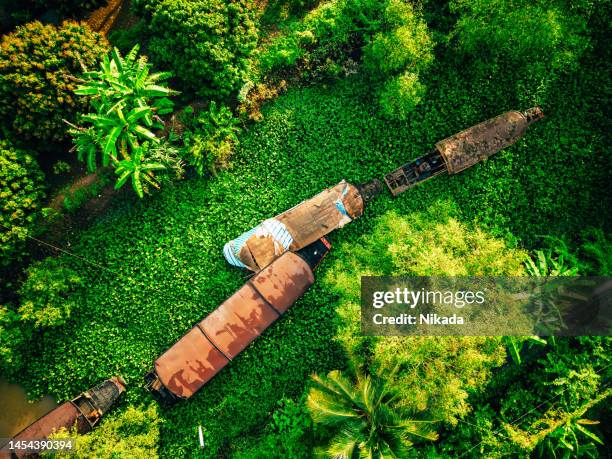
[307,369,438,459]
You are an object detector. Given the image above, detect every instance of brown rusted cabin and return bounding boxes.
[384,107,544,196]
[146,239,330,402]
[1,377,125,458]
[224,180,367,272]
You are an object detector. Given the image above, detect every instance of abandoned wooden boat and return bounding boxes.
[1,377,125,458]
[223,180,378,272]
[384,107,544,195]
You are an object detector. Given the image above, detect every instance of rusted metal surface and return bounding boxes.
[3,378,125,458]
[148,251,317,401]
[278,180,363,250]
[250,251,314,314]
[224,180,363,271]
[154,326,230,400]
[436,107,544,174]
[198,283,279,359]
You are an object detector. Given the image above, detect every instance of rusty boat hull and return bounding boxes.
[1,377,125,458]
[146,240,330,402]
[224,181,362,271]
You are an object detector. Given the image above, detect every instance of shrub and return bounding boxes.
[18,257,83,328]
[134,0,258,98]
[450,0,592,72]
[379,71,426,120]
[448,0,595,102]
[323,204,527,424]
[256,0,433,118]
[0,140,45,267]
[0,21,108,143]
[434,337,610,457]
[181,102,240,176]
[362,1,433,75]
[0,304,25,369]
[1,257,82,371]
[47,404,161,458]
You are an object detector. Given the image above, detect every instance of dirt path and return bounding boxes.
[49,171,100,211]
[87,0,126,35]
[87,0,139,36]
[41,170,125,254]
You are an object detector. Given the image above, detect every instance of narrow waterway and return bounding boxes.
[0,379,57,438]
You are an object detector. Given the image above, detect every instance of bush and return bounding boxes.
[323,204,527,424]
[18,257,83,328]
[0,141,45,267]
[432,337,611,457]
[48,404,161,458]
[0,304,25,368]
[449,0,595,99]
[0,21,108,143]
[181,102,241,176]
[379,71,426,120]
[362,1,433,75]
[256,0,433,118]
[450,0,592,70]
[134,0,258,98]
[1,257,82,371]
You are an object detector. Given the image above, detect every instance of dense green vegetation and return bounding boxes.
[256,0,434,119]
[0,21,107,143]
[0,0,610,457]
[133,0,259,98]
[307,368,438,457]
[0,141,45,267]
[48,403,162,458]
[70,45,177,196]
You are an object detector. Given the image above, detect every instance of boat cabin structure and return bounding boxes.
[224,180,364,271]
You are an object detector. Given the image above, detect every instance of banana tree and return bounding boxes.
[69,45,177,197]
[80,106,159,166]
[76,45,175,120]
[114,145,165,198]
